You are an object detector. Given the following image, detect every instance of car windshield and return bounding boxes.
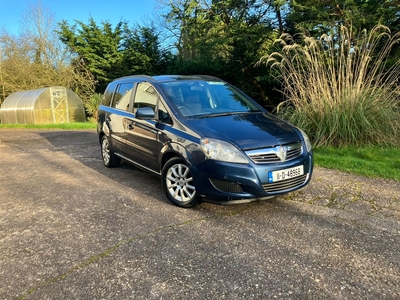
[160,80,261,118]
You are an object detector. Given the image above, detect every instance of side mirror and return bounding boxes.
[136,107,155,119]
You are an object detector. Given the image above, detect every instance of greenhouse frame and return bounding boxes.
[0,86,86,124]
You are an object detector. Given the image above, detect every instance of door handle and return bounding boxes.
[128,123,134,130]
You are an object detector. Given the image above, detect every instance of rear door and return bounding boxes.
[106,82,135,154]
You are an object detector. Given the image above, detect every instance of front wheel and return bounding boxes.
[161,157,199,208]
[101,135,120,168]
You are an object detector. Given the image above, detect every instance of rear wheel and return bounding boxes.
[101,135,120,168]
[161,157,199,208]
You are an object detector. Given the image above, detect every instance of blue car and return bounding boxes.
[97,75,313,207]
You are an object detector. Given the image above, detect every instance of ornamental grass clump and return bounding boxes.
[261,25,400,147]
[84,93,102,121]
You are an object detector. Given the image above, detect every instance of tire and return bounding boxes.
[101,135,120,168]
[161,157,199,208]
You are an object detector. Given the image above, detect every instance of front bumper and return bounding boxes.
[191,152,313,203]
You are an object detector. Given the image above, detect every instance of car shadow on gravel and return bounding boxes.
[38,130,172,204]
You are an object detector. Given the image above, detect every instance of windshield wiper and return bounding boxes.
[196,111,251,119]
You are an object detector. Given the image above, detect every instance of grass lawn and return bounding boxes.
[0,122,97,130]
[314,146,400,181]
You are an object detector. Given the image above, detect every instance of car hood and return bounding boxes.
[185,112,300,150]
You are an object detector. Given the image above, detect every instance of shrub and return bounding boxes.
[84,93,102,121]
[261,25,400,147]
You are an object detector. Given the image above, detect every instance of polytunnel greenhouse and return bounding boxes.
[0,86,86,124]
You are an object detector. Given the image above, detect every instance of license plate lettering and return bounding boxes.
[268,165,304,182]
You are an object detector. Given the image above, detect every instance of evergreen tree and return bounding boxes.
[58,19,170,92]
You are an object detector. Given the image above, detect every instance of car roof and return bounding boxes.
[111,74,224,84]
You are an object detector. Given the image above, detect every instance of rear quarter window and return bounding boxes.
[101,82,118,107]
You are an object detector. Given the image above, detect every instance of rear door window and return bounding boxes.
[111,83,134,112]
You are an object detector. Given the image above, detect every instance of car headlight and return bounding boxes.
[200,138,249,164]
[298,128,312,152]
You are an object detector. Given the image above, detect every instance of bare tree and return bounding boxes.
[0,0,95,104]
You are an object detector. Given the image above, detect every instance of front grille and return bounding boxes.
[262,174,307,193]
[210,178,243,193]
[246,143,303,164]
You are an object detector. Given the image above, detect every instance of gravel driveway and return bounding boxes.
[0,129,399,299]
[285,165,400,222]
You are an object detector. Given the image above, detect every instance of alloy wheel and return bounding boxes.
[166,163,196,203]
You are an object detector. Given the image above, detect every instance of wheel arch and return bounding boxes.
[161,151,182,169]
[160,142,194,170]
[98,131,105,144]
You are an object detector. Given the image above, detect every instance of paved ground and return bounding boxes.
[0,129,399,299]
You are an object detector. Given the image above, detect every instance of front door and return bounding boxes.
[124,82,161,173]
